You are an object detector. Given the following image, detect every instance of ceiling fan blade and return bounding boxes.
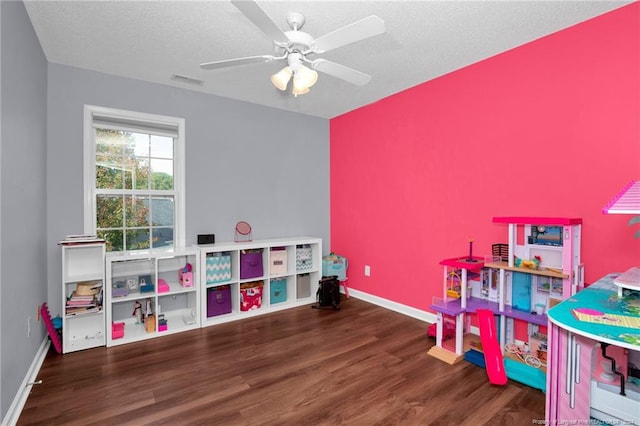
[312,15,385,54]
[231,0,289,43]
[311,59,371,86]
[200,55,276,70]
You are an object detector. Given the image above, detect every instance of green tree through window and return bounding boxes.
[95,129,175,251]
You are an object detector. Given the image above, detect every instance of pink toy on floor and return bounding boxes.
[41,303,62,354]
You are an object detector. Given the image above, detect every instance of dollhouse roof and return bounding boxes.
[493,217,582,225]
[602,180,640,214]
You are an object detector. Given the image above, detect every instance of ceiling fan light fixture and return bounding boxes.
[292,76,311,96]
[271,66,292,90]
[291,84,310,97]
[295,64,318,88]
[201,5,386,99]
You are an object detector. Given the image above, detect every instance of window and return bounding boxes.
[84,106,185,252]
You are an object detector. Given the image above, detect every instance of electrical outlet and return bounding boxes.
[364,265,371,276]
[27,316,32,337]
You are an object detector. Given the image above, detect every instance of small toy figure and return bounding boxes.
[179,263,193,287]
[132,300,142,324]
[145,298,153,318]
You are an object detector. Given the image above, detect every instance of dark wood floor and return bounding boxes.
[19,298,545,425]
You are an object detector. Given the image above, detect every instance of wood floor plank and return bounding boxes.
[18,298,545,425]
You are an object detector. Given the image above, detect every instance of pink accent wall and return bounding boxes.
[330,3,639,312]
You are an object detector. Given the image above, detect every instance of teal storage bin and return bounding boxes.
[322,254,348,281]
[270,278,287,304]
[206,252,232,284]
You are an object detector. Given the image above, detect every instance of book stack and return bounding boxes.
[59,234,106,245]
[158,314,167,332]
[66,281,103,315]
[65,293,101,315]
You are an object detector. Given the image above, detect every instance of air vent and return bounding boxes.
[170,74,204,86]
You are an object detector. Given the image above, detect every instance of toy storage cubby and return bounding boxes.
[197,237,322,327]
[105,248,199,347]
[61,242,106,353]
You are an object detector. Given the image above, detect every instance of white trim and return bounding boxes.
[0,2,3,418]
[2,338,50,426]
[83,105,186,249]
[343,288,436,324]
[174,117,186,248]
[83,106,95,233]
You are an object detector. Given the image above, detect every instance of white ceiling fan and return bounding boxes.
[200,0,386,96]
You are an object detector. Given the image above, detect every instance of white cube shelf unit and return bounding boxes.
[61,242,106,353]
[105,248,200,347]
[197,237,322,327]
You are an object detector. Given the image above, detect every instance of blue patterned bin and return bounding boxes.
[206,252,232,284]
[322,254,348,281]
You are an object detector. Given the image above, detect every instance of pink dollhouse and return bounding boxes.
[429,216,584,393]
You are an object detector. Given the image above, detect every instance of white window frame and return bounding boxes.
[83,105,186,250]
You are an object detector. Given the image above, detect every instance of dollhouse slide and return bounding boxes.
[477,309,507,385]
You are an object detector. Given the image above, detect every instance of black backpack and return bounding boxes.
[313,275,340,310]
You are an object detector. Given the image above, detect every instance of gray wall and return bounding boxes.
[1,0,48,420]
[46,64,330,317]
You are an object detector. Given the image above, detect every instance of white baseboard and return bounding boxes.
[344,287,437,324]
[2,338,50,426]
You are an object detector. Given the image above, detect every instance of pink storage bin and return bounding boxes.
[112,322,125,339]
[270,247,287,275]
[240,281,263,311]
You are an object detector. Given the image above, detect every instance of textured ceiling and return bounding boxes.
[24,1,632,119]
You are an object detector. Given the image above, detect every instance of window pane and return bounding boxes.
[96,155,124,189]
[123,163,137,190]
[125,195,150,228]
[134,158,150,190]
[97,195,123,228]
[131,133,150,157]
[96,129,125,155]
[152,227,174,249]
[98,229,123,252]
[151,159,173,190]
[151,197,174,227]
[150,135,173,159]
[126,229,150,251]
